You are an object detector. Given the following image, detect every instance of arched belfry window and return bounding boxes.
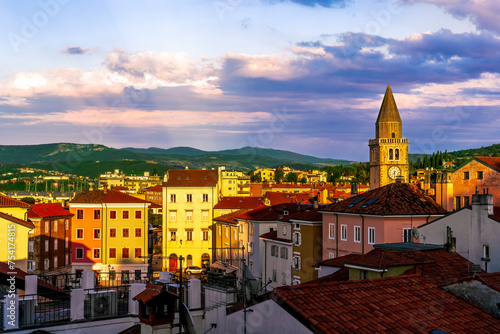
[389,148,393,160]
[391,133,395,138]
[395,148,400,161]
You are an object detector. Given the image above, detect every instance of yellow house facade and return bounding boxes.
[162,169,219,271]
[0,194,34,272]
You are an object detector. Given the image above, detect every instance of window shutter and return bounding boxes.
[298,233,302,246]
[200,194,203,202]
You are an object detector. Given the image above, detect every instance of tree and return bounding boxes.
[285,172,298,183]
[20,197,35,204]
[274,169,284,183]
[299,177,308,184]
[250,171,262,183]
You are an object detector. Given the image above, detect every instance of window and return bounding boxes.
[463,171,469,180]
[395,148,400,160]
[293,232,301,246]
[27,261,35,271]
[123,211,129,219]
[271,245,279,257]
[329,252,335,259]
[170,231,177,241]
[54,239,58,250]
[249,223,254,236]
[28,241,34,252]
[329,223,335,239]
[389,148,393,160]
[93,248,101,259]
[483,245,490,259]
[135,248,142,258]
[341,225,347,241]
[464,196,470,207]
[110,211,117,219]
[76,248,84,259]
[186,194,193,202]
[135,210,142,219]
[109,248,116,258]
[293,256,301,270]
[170,194,177,203]
[354,226,361,243]
[403,228,411,243]
[225,227,228,238]
[76,228,84,239]
[45,221,49,233]
[282,273,287,285]
[272,269,277,282]
[170,211,177,222]
[368,227,375,244]
[54,221,58,232]
[123,228,129,238]
[135,228,142,238]
[93,228,101,239]
[186,230,193,241]
[44,259,50,270]
[135,270,142,280]
[202,230,209,241]
[122,248,129,258]
[249,242,254,255]
[202,210,209,222]
[110,228,116,238]
[202,194,209,202]
[45,240,49,252]
[282,225,287,236]
[186,210,193,222]
[455,196,462,210]
[233,229,237,239]
[94,209,101,220]
[77,210,83,219]
[65,237,69,248]
[360,270,368,280]
[280,247,288,259]
[477,171,483,180]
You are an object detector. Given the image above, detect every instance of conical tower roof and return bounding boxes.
[376,85,401,123]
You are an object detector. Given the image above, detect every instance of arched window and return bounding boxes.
[187,254,192,266]
[395,148,400,161]
[389,148,393,160]
[201,253,210,268]
[391,132,395,138]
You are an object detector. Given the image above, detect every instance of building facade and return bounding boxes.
[369,86,409,189]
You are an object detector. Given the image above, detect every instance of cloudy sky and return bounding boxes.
[1,0,499,161]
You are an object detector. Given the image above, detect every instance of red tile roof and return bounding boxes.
[132,284,178,304]
[475,156,500,171]
[214,196,266,210]
[236,203,309,221]
[0,212,34,229]
[145,185,163,192]
[344,248,435,269]
[164,169,218,187]
[281,207,325,222]
[273,275,500,333]
[260,230,291,243]
[70,190,149,204]
[265,191,312,206]
[323,183,447,215]
[316,253,365,268]
[28,203,73,219]
[0,193,31,208]
[263,184,312,189]
[111,186,129,191]
[214,209,252,224]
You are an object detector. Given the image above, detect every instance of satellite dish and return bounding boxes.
[412,227,420,240]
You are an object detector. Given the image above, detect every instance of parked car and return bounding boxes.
[184,266,207,275]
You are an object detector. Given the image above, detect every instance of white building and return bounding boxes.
[419,193,500,272]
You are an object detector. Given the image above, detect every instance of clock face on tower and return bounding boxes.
[388,166,401,179]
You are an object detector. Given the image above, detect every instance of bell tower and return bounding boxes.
[369,86,409,190]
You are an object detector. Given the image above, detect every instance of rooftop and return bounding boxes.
[28,203,74,219]
[214,196,266,210]
[260,230,290,243]
[70,189,149,204]
[273,275,500,333]
[0,193,31,208]
[0,212,35,229]
[213,209,252,224]
[164,169,218,187]
[236,203,309,222]
[323,183,447,216]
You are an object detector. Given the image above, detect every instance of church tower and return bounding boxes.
[369,86,409,190]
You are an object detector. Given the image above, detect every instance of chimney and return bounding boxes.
[472,193,493,216]
[351,182,358,196]
[103,185,108,194]
[313,199,319,209]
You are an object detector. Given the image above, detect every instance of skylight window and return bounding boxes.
[348,197,365,208]
[361,198,378,208]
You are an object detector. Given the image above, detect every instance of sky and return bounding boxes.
[0,0,499,162]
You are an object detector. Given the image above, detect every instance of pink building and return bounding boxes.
[320,183,446,259]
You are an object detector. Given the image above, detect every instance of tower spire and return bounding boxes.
[375,85,402,139]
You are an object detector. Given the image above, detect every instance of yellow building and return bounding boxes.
[99,170,162,194]
[255,168,275,182]
[162,169,219,271]
[369,86,409,189]
[0,194,34,272]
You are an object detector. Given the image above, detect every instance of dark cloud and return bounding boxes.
[62,46,91,55]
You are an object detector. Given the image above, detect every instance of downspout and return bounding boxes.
[335,214,338,257]
[103,203,106,267]
[362,215,365,254]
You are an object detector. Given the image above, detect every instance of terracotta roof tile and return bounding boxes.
[28,203,73,219]
[274,275,500,333]
[214,196,266,209]
[474,156,500,171]
[164,169,218,187]
[214,209,252,224]
[265,191,313,205]
[323,183,446,216]
[0,193,31,208]
[260,230,291,243]
[281,207,326,222]
[70,190,149,204]
[236,203,309,221]
[145,185,163,192]
[132,283,177,304]
[0,212,34,229]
